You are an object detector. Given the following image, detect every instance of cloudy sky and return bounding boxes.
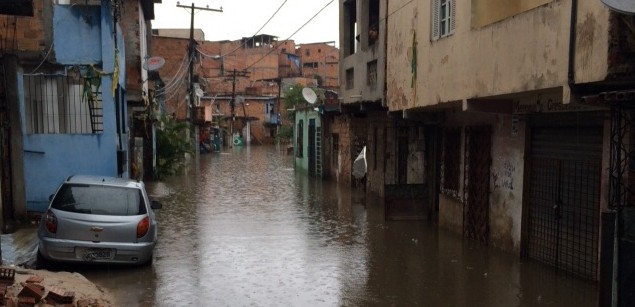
[152,0,340,47]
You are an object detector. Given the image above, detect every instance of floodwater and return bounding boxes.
[5,145,599,306]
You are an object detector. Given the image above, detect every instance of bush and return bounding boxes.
[155,114,194,178]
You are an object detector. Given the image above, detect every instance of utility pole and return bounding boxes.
[230,69,236,144]
[176,2,222,151]
[228,69,249,147]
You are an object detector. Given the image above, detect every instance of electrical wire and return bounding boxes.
[383,0,416,25]
[243,0,334,71]
[155,55,189,92]
[29,43,54,74]
[155,55,192,94]
[197,0,288,60]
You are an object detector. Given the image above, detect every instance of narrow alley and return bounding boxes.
[63,146,600,306]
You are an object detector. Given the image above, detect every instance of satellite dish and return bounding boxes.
[601,0,635,14]
[143,56,165,71]
[302,87,317,104]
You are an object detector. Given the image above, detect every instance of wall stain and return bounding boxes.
[577,12,597,70]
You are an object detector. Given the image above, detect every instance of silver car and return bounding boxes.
[37,175,162,267]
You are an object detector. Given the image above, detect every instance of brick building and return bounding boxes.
[150,32,339,146]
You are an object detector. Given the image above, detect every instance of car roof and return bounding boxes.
[64,175,144,189]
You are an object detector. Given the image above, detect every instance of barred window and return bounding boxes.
[24,74,103,134]
[367,60,377,90]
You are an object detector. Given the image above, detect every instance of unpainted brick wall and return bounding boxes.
[0,0,47,56]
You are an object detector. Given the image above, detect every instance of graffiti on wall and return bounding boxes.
[493,160,516,191]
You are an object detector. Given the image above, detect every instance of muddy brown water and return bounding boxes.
[4,146,598,306]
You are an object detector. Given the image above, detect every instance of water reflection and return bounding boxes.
[80,145,597,306]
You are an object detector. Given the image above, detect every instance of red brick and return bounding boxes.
[44,286,74,304]
[24,275,42,284]
[0,268,15,286]
[17,283,44,301]
[3,297,15,307]
[16,296,34,307]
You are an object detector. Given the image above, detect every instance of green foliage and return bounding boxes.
[279,84,325,144]
[155,114,193,179]
[81,65,102,106]
[276,125,294,142]
[283,85,305,121]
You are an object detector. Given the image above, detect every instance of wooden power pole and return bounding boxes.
[176,2,222,122]
[176,2,222,150]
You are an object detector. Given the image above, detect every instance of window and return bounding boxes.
[344,0,357,56]
[346,68,355,90]
[369,0,379,45]
[303,62,319,69]
[367,60,377,90]
[24,74,103,134]
[441,127,461,198]
[431,0,455,40]
[297,120,304,158]
[52,184,147,216]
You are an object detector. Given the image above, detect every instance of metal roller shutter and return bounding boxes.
[524,112,603,280]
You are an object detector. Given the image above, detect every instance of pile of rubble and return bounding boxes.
[0,267,112,307]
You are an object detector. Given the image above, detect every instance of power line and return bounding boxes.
[243,0,335,71]
[211,0,289,59]
[156,57,191,97]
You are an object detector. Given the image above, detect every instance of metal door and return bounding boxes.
[464,126,492,243]
[0,62,13,222]
[524,114,602,280]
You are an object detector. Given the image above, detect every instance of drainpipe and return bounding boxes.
[567,0,578,97]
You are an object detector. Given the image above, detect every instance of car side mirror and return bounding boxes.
[151,200,163,210]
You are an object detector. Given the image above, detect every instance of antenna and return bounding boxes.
[601,0,635,14]
[143,56,165,71]
[302,87,318,104]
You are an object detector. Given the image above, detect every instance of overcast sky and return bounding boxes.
[152,0,340,47]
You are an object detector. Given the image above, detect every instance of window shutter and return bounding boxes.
[450,0,456,34]
[431,0,440,40]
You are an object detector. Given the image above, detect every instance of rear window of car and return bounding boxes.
[51,183,148,216]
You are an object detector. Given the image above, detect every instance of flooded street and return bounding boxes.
[8,145,598,306]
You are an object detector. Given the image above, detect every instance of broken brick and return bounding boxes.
[2,297,15,307]
[16,296,34,307]
[0,269,14,286]
[17,283,44,301]
[24,276,42,284]
[0,284,7,297]
[44,287,74,304]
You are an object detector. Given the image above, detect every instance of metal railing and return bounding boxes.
[23,74,103,134]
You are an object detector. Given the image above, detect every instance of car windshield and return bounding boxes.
[51,183,147,216]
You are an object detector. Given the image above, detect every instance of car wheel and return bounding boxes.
[141,254,153,267]
[36,250,48,270]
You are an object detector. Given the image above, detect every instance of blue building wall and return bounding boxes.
[53,6,102,64]
[21,3,126,212]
